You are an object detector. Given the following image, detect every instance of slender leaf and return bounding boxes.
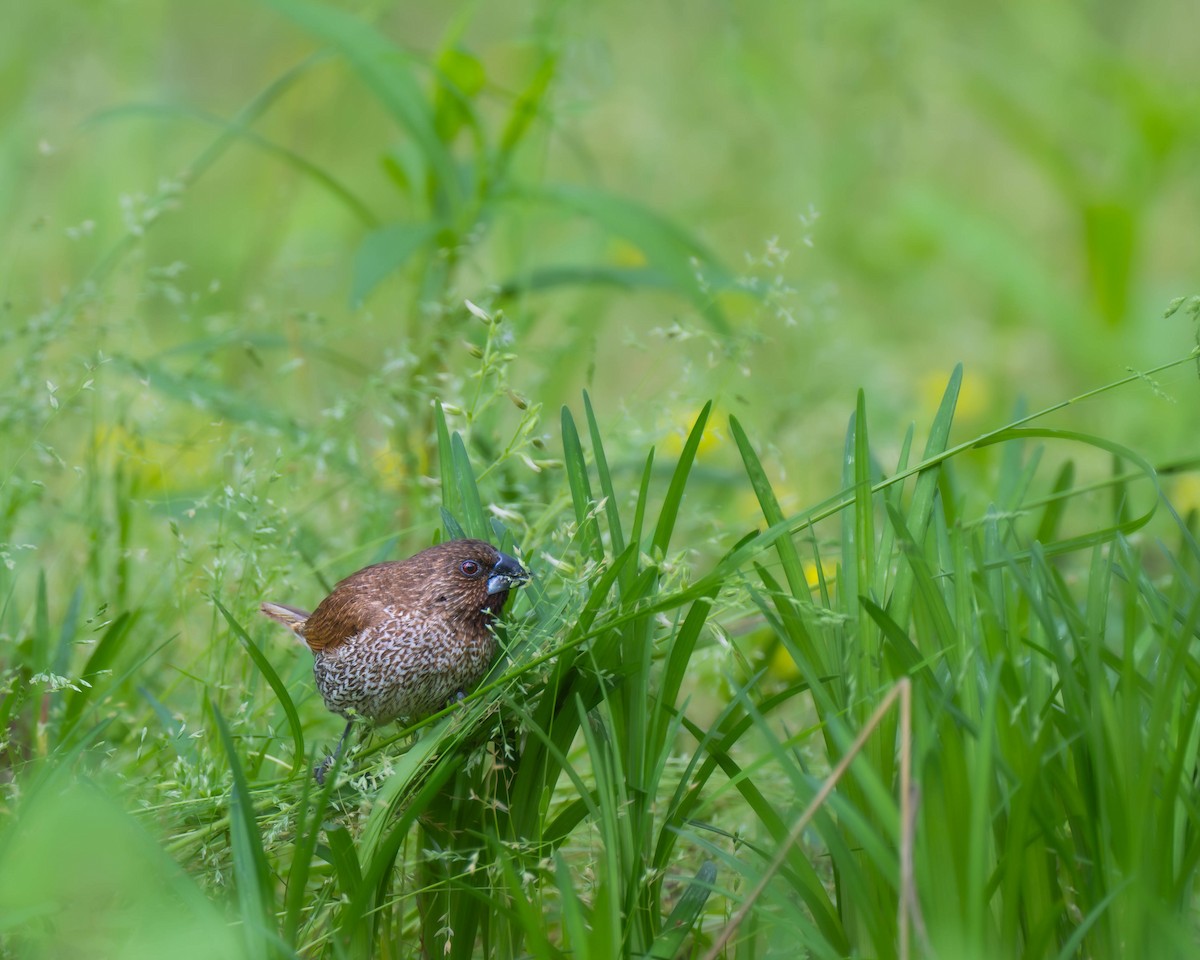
[651,401,712,556]
[211,703,277,957]
[216,598,306,778]
[266,0,463,210]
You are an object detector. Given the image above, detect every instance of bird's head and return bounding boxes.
[409,539,530,618]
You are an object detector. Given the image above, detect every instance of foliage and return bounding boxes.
[4,337,1200,957]
[2,1,1200,959]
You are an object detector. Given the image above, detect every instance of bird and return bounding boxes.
[260,538,529,779]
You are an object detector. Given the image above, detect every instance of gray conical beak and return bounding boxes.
[487,551,530,595]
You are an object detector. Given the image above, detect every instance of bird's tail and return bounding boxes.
[260,601,311,642]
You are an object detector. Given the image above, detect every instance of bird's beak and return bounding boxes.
[487,551,530,595]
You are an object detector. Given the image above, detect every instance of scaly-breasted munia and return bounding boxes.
[261,538,528,774]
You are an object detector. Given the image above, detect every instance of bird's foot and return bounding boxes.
[314,754,335,785]
[314,718,357,784]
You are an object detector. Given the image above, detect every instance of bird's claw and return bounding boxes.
[314,755,335,785]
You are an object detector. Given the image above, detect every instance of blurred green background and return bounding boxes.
[2,0,1199,954]
[6,1,1199,428]
[5,0,1198,601]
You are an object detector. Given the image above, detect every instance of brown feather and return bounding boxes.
[259,538,528,724]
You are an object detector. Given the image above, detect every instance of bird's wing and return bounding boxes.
[301,577,395,654]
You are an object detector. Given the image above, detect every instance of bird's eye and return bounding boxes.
[460,559,481,577]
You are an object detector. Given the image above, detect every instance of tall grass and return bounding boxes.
[3,343,1199,957]
[3,1,1200,957]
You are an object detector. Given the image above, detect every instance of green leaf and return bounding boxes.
[852,391,877,606]
[266,0,463,211]
[730,414,822,674]
[435,400,458,520]
[440,507,468,541]
[59,612,138,743]
[324,824,363,899]
[1034,459,1076,543]
[341,747,460,941]
[496,56,557,176]
[887,364,961,624]
[352,222,439,306]
[649,861,717,959]
[431,45,487,156]
[651,401,711,556]
[92,101,378,227]
[561,405,603,562]
[510,185,735,331]
[498,264,685,297]
[630,448,654,555]
[215,599,306,778]
[211,703,277,957]
[656,590,718,736]
[111,356,305,439]
[554,851,592,960]
[976,427,1159,559]
[583,391,626,564]
[674,710,847,951]
[450,431,489,539]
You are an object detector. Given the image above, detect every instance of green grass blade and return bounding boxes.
[877,423,914,600]
[650,861,717,959]
[728,414,809,597]
[884,503,959,646]
[859,597,942,692]
[138,685,192,757]
[211,702,277,957]
[495,54,556,175]
[839,410,861,633]
[657,680,812,869]
[93,101,378,228]
[215,599,306,778]
[440,506,468,540]
[341,753,460,941]
[1051,882,1133,960]
[436,399,459,520]
[656,589,718,739]
[352,222,439,306]
[497,264,713,301]
[450,431,489,539]
[561,404,603,562]
[554,851,592,960]
[494,846,565,959]
[630,448,654,554]
[888,364,961,622]
[266,0,463,211]
[853,390,877,602]
[281,773,313,945]
[651,401,712,557]
[583,391,626,562]
[355,716,458,875]
[673,713,847,951]
[730,413,822,673]
[516,186,733,331]
[49,586,81,686]
[575,698,630,954]
[32,571,50,674]
[323,824,363,900]
[58,611,138,743]
[111,356,304,438]
[976,427,1160,558]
